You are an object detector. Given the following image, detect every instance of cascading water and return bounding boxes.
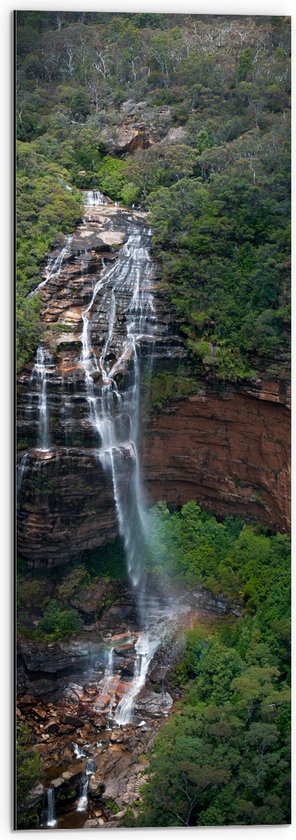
[76,760,96,814]
[114,632,159,726]
[17,452,28,499]
[76,776,89,813]
[72,743,86,760]
[44,788,57,828]
[86,758,97,775]
[80,227,156,596]
[29,235,72,298]
[79,221,164,721]
[33,346,52,451]
[84,189,107,206]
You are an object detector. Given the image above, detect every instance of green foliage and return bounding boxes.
[237,48,253,80]
[96,156,127,201]
[103,797,121,815]
[16,141,82,370]
[125,144,197,198]
[121,182,141,206]
[35,598,83,641]
[17,539,128,641]
[17,578,49,611]
[16,723,43,827]
[135,679,290,825]
[16,12,290,378]
[148,502,290,626]
[56,566,88,602]
[133,505,290,826]
[196,128,214,154]
[144,368,197,409]
[150,166,290,380]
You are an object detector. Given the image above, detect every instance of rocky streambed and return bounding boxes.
[17,585,229,830]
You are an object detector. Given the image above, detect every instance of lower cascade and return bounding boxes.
[115,632,159,726]
[42,789,57,828]
[76,776,89,813]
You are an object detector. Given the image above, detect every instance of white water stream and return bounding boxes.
[80,224,157,596]
[114,631,159,726]
[33,346,53,451]
[44,788,57,828]
[84,189,107,206]
[76,778,89,813]
[72,743,86,760]
[17,452,28,499]
[78,203,179,725]
[29,235,72,298]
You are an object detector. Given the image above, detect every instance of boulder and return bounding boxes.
[135,690,173,717]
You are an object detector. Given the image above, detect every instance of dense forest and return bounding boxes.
[16,11,290,379]
[128,503,291,826]
[16,11,291,830]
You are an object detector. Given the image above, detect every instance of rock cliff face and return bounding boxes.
[17,197,184,566]
[142,380,290,532]
[99,100,175,154]
[17,197,290,567]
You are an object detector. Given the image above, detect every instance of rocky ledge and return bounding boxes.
[17,590,223,830]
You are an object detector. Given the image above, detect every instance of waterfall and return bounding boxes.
[34,346,52,451]
[17,452,28,499]
[76,757,96,813]
[103,646,114,685]
[80,227,156,599]
[44,788,57,828]
[115,632,159,726]
[72,743,86,760]
[86,758,97,776]
[76,776,89,812]
[79,222,164,722]
[84,189,106,206]
[29,235,72,298]
[95,646,120,718]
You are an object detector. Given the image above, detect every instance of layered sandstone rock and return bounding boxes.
[17,201,290,568]
[17,202,184,566]
[142,380,290,532]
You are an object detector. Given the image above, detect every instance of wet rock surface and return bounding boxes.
[17,582,224,829]
[18,590,218,829]
[17,199,184,567]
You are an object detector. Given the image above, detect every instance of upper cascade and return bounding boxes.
[83,189,109,206]
[16,195,184,566]
[80,219,157,595]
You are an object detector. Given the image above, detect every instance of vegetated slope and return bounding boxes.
[16,12,290,379]
[123,502,291,827]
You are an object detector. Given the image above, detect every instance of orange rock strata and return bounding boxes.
[142,381,290,532]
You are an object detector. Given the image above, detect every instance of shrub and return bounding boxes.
[36,599,83,640]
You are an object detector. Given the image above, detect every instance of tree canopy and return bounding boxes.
[16,11,290,377]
